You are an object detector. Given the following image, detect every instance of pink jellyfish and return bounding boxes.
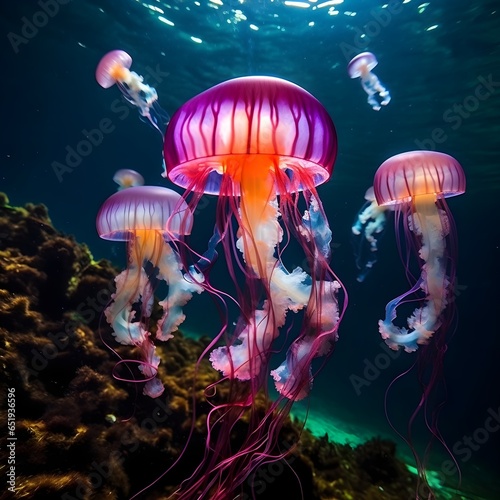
[96,185,204,398]
[95,50,169,133]
[374,151,465,351]
[373,150,466,495]
[348,51,391,111]
[162,75,346,498]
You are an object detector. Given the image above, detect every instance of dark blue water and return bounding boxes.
[2,1,499,498]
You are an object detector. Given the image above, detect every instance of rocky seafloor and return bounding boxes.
[0,193,419,500]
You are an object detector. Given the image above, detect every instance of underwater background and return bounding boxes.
[1,0,499,499]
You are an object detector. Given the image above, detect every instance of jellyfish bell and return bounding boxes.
[373,150,465,494]
[374,151,466,206]
[96,185,202,398]
[96,185,193,241]
[164,75,337,196]
[113,168,145,190]
[364,185,376,202]
[347,51,378,79]
[162,75,345,498]
[95,49,133,89]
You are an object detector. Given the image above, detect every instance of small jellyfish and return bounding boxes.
[351,186,391,282]
[95,50,170,134]
[348,52,391,111]
[96,185,204,397]
[113,169,144,190]
[373,150,466,495]
[374,151,465,352]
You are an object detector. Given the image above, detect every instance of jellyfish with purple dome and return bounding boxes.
[373,150,466,494]
[348,51,391,111]
[96,185,204,398]
[161,75,347,498]
[96,50,170,134]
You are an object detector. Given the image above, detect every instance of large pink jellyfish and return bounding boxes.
[162,76,346,498]
[96,185,203,398]
[95,50,169,133]
[373,150,466,494]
